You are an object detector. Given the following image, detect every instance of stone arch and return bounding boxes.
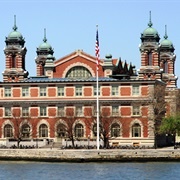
[55,119,67,138]
[73,119,86,138]
[62,62,95,78]
[37,120,50,138]
[130,119,143,138]
[110,119,122,137]
[2,120,14,138]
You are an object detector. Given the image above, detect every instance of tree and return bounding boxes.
[7,108,36,148]
[91,106,114,149]
[147,82,166,148]
[159,115,180,141]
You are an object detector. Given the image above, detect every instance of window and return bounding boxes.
[112,86,118,96]
[22,87,29,97]
[112,106,119,116]
[93,123,102,137]
[66,66,92,79]
[4,124,13,138]
[39,124,48,137]
[94,86,100,96]
[132,123,141,137]
[111,123,120,137]
[75,123,84,138]
[76,106,83,116]
[4,87,11,97]
[22,107,29,117]
[57,123,66,138]
[164,61,168,73]
[75,86,82,96]
[40,87,46,96]
[132,85,139,95]
[148,52,152,66]
[132,106,140,116]
[5,107,11,117]
[57,106,64,117]
[58,87,64,96]
[40,107,47,116]
[21,124,30,138]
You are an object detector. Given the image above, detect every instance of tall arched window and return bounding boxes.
[39,124,48,138]
[164,61,168,73]
[4,124,13,138]
[21,124,30,138]
[74,123,84,138]
[66,66,92,79]
[57,123,66,138]
[93,123,102,137]
[148,52,152,66]
[132,123,141,137]
[111,123,120,137]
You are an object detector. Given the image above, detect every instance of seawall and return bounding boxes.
[0,148,180,162]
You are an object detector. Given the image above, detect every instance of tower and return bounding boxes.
[35,29,54,76]
[3,15,28,82]
[138,11,162,80]
[159,25,177,88]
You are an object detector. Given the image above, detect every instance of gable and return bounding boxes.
[53,50,103,78]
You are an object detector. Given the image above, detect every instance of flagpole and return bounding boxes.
[95,25,100,150]
[96,58,99,150]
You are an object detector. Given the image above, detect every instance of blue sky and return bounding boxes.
[0,0,179,86]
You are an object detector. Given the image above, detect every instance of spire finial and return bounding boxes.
[13,15,18,31]
[164,25,168,39]
[148,11,153,27]
[43,28,47,42]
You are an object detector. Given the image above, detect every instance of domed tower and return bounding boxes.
[138,11,162,80]
[159,25,177,88]
[3,15,28,82]
[35,29,54,76]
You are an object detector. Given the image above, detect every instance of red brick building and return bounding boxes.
[0,14,177,148]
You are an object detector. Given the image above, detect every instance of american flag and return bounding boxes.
[95,27,100,71]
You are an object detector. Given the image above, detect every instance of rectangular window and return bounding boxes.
[94,86,100,96]
[4,87,11,97]
[22,107,29,117]
[5,107,11,117]
[22,87,29,97]
[58,87,64,96]
[40,87,46,97]
[112,106,119,116]
[112,86,118,96]
[76,106,83,116]
[57,106,64,117]
[132,85,139,96]
[76,86,82,96]
[40,107,47,116]
[132,106,140,116]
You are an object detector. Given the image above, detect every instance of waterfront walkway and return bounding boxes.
[0,146,179,162]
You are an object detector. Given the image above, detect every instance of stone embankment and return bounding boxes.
[0,148,180,162]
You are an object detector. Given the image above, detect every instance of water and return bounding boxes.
[0,161,180,180]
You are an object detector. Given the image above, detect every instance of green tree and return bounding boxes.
[159,115,180,143]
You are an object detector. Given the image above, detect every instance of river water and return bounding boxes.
[0,161,180,180]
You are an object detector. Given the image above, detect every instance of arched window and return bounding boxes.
[57,123,66,138]
[4,124,13,138]
[66,66,92,79]
[21,124,30,138]
[111,123,120,137]
[148,52,152,66]
[74,123,84,138]
[132,123,141,137]
[164,61,168,73]
[92,123,102,137]
[39,124,48,138]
